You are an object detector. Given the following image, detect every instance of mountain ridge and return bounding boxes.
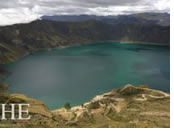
[42,13,170,26]
[0,19,170,64]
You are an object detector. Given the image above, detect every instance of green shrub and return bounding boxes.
[64,102,71,110]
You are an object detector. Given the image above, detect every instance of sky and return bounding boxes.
[0,0,170,26]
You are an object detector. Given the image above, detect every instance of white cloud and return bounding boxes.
[154,0,170,11]
[0,7,41,26]
[87,5,151,16]
[0,0,170,26]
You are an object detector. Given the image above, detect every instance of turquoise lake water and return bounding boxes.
[2,43,170,109]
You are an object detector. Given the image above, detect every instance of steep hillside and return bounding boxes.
[0,20,170,64]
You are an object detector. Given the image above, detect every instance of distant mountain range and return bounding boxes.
[0,13,170,64]
[42,13,170,26]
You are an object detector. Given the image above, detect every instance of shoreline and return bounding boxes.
[52,84,170,112]
[0,41,169,65]
[0,84,170,128]
[118,41,170,46]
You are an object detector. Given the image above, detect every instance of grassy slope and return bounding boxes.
[0,84,170,128]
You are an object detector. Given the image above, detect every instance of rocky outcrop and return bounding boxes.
[0,84,170,128]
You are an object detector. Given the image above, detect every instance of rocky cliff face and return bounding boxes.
[0,20,170,64]
[0,84,170,128]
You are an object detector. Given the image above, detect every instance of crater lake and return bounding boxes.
[1,43,170,110]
